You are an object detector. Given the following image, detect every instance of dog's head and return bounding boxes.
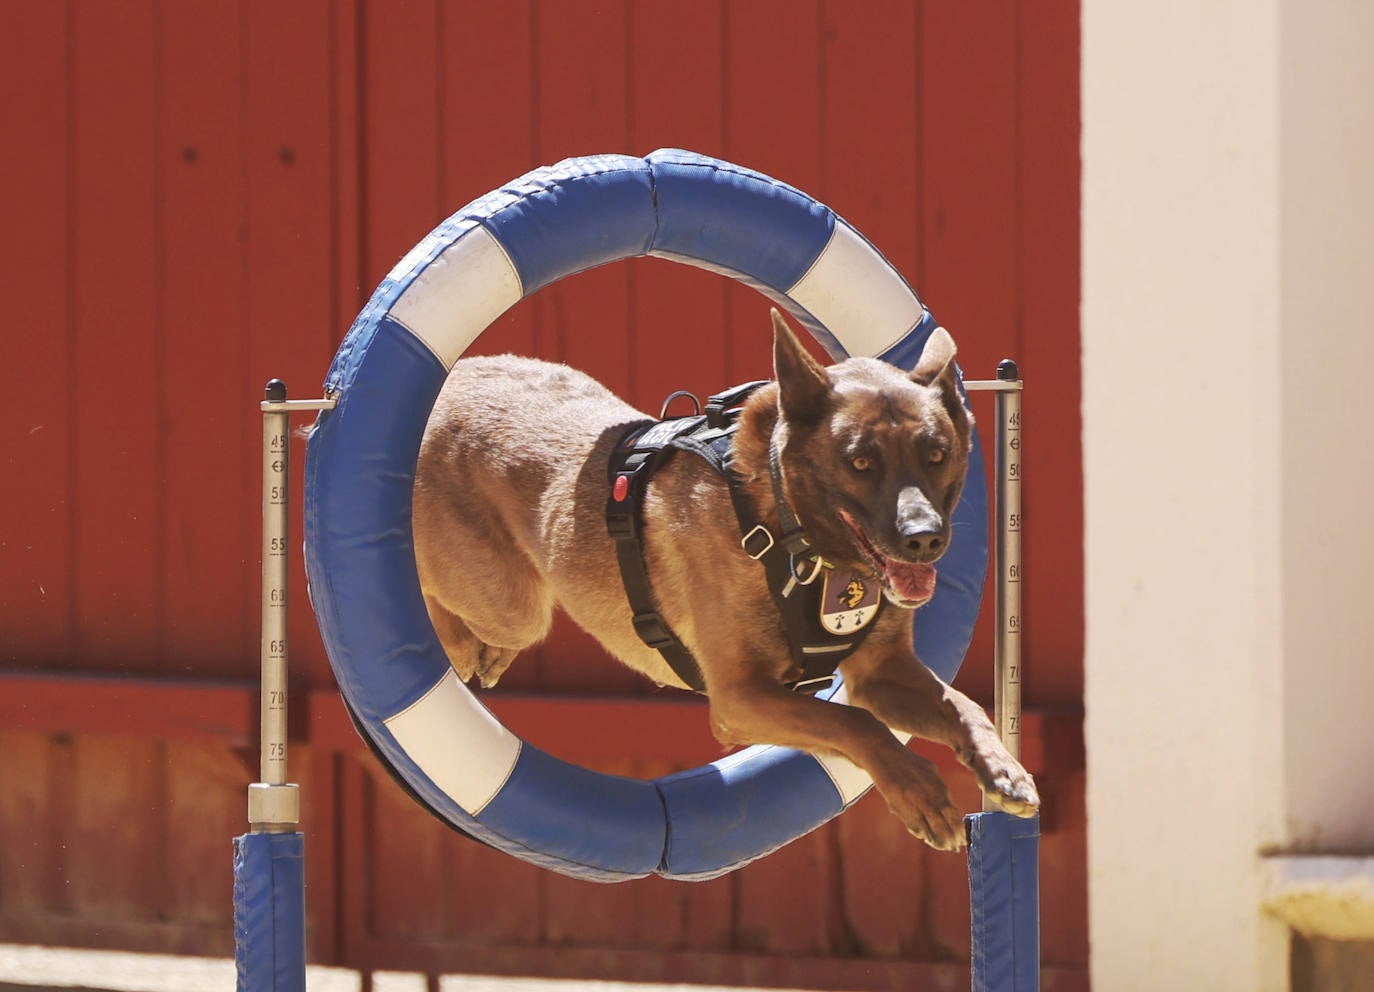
[769,309,973,609]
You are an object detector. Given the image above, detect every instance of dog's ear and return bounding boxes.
[911,326,973,445]
[910,326,958,388]
[771,308,832,423]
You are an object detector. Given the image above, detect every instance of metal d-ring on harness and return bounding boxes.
[605,382,885,695]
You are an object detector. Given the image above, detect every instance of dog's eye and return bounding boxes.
[929,448,947,465]
[851,455,871,472]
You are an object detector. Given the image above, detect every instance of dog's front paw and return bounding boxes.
[880,750,967,851]
[961,736,1040,817]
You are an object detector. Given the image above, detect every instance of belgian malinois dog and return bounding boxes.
[413,310,1039,849]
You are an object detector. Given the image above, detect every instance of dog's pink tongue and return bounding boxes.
[886,560,938,604]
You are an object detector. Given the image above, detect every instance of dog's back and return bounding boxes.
[414,355,685,686]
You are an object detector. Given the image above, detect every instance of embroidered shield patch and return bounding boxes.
[820,570,881,635]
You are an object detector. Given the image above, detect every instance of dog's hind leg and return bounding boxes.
[422,594,528,687]
[414,483,556,687]
[416,531,554,688]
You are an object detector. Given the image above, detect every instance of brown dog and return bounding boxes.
[413,309,1038,850]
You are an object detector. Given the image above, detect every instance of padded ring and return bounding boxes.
[304,149,989,882]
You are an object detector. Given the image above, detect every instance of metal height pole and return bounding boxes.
[992,359,1024,762]
[964,363,1026,805]
[249,379,299,831]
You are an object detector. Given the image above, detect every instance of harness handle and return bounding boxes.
[659,390,702,420]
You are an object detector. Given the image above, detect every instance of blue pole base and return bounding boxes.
[967,811,1040,992]
[233,831,306,992]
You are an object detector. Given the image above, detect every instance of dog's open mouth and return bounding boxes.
[837,509,939,608]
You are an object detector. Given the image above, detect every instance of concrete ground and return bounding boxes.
[0,943,807,992]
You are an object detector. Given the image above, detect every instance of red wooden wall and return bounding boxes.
[0,2,1083,988]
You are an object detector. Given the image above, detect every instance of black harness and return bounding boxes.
[605,382,885,695]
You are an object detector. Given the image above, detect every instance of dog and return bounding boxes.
[412,309,1039,850]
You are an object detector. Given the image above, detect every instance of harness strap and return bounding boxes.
[606,382,883,696]
[605,417,709,692]
[716,436,865,693]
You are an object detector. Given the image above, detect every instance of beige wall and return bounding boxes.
[1083,1,1374,988]
[1276,0,1374,853]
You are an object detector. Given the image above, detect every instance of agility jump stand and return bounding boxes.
[234,150,1040,991]
[232,382,334,992]
[232,368,1037,992]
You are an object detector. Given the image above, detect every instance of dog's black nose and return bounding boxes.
[900,524,945,561]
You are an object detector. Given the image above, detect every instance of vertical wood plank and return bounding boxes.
[164,741,251,927]
[531,0,632,374]
[437,0,538,209]
[680,870,735,952]
[836,791,928,957]
[302,747,341,962]
[359,0,442,291]
[69,0,162,670]
[159,0,248,678]
[67,737,166,921]
[436,0,537,360]
[1016,0,1084,704]
[1037,770,1089,967]
[625,3,730,415]
[918,5,1021,705]
[626,1,726,159]
[45,733,77,916]
[331,0,365,353]
[0,734,53,915]
[734,827,834,955]
[0,4,73,666]
[336,757,374,965]
[721,0,825,383]
[818,0,920,284]
[363,762,447,940]
[242,0,342,683]
[442,827,544,946]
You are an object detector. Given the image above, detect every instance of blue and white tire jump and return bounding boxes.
[304,149,989,882]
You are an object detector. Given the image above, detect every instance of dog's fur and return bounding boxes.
[413,310,1038,849]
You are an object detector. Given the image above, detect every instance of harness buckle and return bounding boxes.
[631,612,676,650]
[740,525,775,560]
[791,554,826,586]
[607,511,638,540]
[779,528,813,559]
